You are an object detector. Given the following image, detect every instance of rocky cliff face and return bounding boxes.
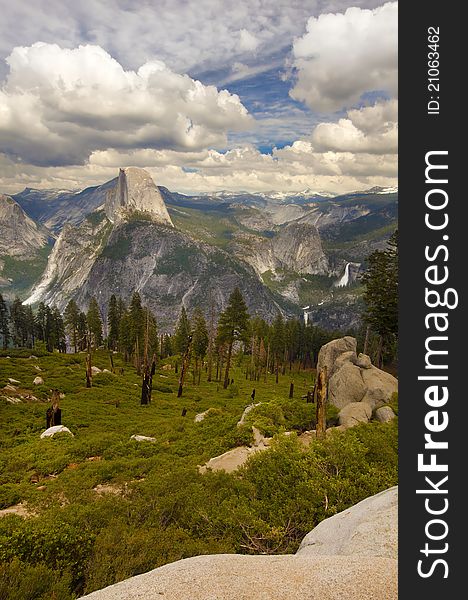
[24,212,111,307]
[233,222,328,277]
[104,168,173,227]
[0,194,49,258]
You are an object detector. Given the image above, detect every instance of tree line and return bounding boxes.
[0,289,342,387]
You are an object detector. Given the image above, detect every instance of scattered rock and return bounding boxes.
[130,434,156,443]
[34,365,42,371]
[298,430,316,447]
[162,364,172,371]
[4,396,22,404]
[91,366,102,375]
[40,425,74,439]
[102,369,112,373]
[237,402,261,426]
[199,445,265,474]
[36,486,47,491]
[4,384,17,392]
[316,336,357,377]
[194,409,213,423]
[375,406,396,423]
[356,353,372,369]
[328,361,367,409]
[86,456,102,462]
[298,486,398,559]
[8,378,20,384]
[0,503,34,518]
[333,350,358,372]
[94,484,123,496]
[29,355,38,359]
[361,367,398,410]
[33,376,44,385]
[338,402,372,428]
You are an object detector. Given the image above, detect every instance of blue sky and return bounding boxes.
[0,1,397,194]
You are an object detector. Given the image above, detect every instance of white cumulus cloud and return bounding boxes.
[290,2,397,112]
[0,43,252,166]
[311,99,397,153]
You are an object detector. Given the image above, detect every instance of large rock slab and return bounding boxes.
[328,362,366,409]
[338,402,372,428]
[199,446,261,474]
[81,554,397,600]
[316,336,357,378]
[298,486,398,559]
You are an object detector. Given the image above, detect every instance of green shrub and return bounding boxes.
[0,518,95,590]
[153,384,173,393]
[0,558,74,600]
[0,484,22,509]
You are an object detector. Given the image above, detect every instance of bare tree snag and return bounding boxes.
[315,367,327,439]
[177,335,192,398]
[141,354,156,405]
[86,343,92,388]
[363,324,370,356]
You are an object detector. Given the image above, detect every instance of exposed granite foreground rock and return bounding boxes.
[81,488,398,600]
[298,486,397,559]
[317,337,398,424]
[81,554,397,600]
[375,406,397,423]
[338,402,372,428]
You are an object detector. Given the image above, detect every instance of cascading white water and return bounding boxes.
[336,262,351,287]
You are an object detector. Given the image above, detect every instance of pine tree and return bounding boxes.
[361,230,398,365]
[118,310,133,360]
[35,302,49,343]
[10,297,28,347]
[107,295,121,350]
[270,313,285,383]
[192,308,209,384]
[174,306,191,355]
[49,307,66,352]
[217,288,250,389]
[87,297,103,348]
[0,293,10,349]
[64,299,80,352]
[77,311,88,350]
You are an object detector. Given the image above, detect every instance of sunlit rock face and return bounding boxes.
[104,168,173,227]
[0,194,48,258]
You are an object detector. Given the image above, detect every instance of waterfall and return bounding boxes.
[336,263,351,287]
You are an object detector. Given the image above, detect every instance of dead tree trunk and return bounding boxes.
[223,339,233,389]
[363,324,370,356]
[177,336,192,398]
[109,353,115,374]
[86,344,92,388]
[289,382,294,399]
[315,366,327,440]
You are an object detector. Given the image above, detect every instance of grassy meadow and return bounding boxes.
[0,349,398,599]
